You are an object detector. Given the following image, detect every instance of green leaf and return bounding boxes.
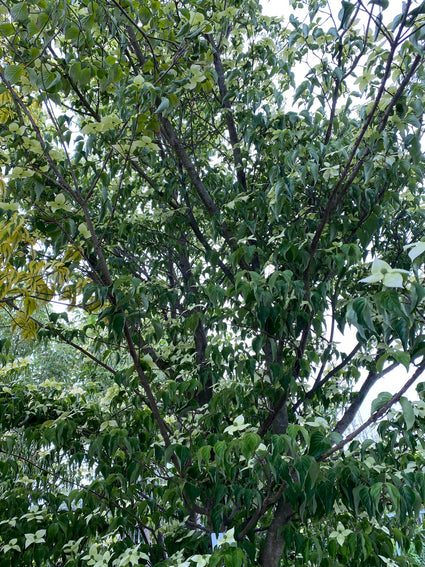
[224,548,244,567]
[65,25,80,40]
[371,391,392,414]
[408,134,421,164]
[69,61,91,86]
[177,21,191,37]
[346,296,376,339]
[417,381,425,399]
[152,320,163,341]
[252,334,263,355]
[184,312,200,332]
[156,97,170,114]
[399,396,415,430]
[408,281,425,313]
[374,290,405,317]
[359,485,372,516]
[295,455,315,484]
[386,483,401,512]
[82,282,97,305]
[376,353,388,374]
[294,80,309,101]
[391,350,410,370]
[369,0,389,7]
[211,504,224,534]
[183,481,200,504]
[393,318,409,351]
[214,441,227,463]
[10,2,28,21]
[363,161,374,183]
[369,482,382,508]
[241,432,260,460]
[0,23,16,36]
[197,445,211,467]
[110,312,125,339]
[308,429,329,458]
[4,65,22,84]
[339,1,356,29]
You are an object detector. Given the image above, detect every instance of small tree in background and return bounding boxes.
[1,0,425,565]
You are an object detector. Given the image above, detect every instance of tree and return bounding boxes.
[1,0,425,564]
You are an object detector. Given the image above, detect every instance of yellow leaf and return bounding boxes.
[11,311,39,340]
[23,295,37,317]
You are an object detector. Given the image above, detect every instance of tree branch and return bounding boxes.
[160,117,239,252]
[296,342,362,410]
[206,34,247,190]
[321,360,425,460]
[305,46,423,285]
[334,359,397,435]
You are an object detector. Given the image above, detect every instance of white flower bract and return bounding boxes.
[359,259,409,288]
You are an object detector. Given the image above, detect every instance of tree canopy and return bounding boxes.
[2,0,425,565]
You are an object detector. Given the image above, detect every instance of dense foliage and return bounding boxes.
[2,0,425,565]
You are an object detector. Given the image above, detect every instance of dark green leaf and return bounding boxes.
[339,1,356,29]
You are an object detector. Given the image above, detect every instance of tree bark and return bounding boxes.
[260,499,293,567]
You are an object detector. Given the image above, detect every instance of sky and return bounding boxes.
[261,0,406,19]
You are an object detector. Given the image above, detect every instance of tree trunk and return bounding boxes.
[259,499,293,567]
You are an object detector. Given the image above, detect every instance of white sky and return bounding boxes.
[262,0,406,19]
